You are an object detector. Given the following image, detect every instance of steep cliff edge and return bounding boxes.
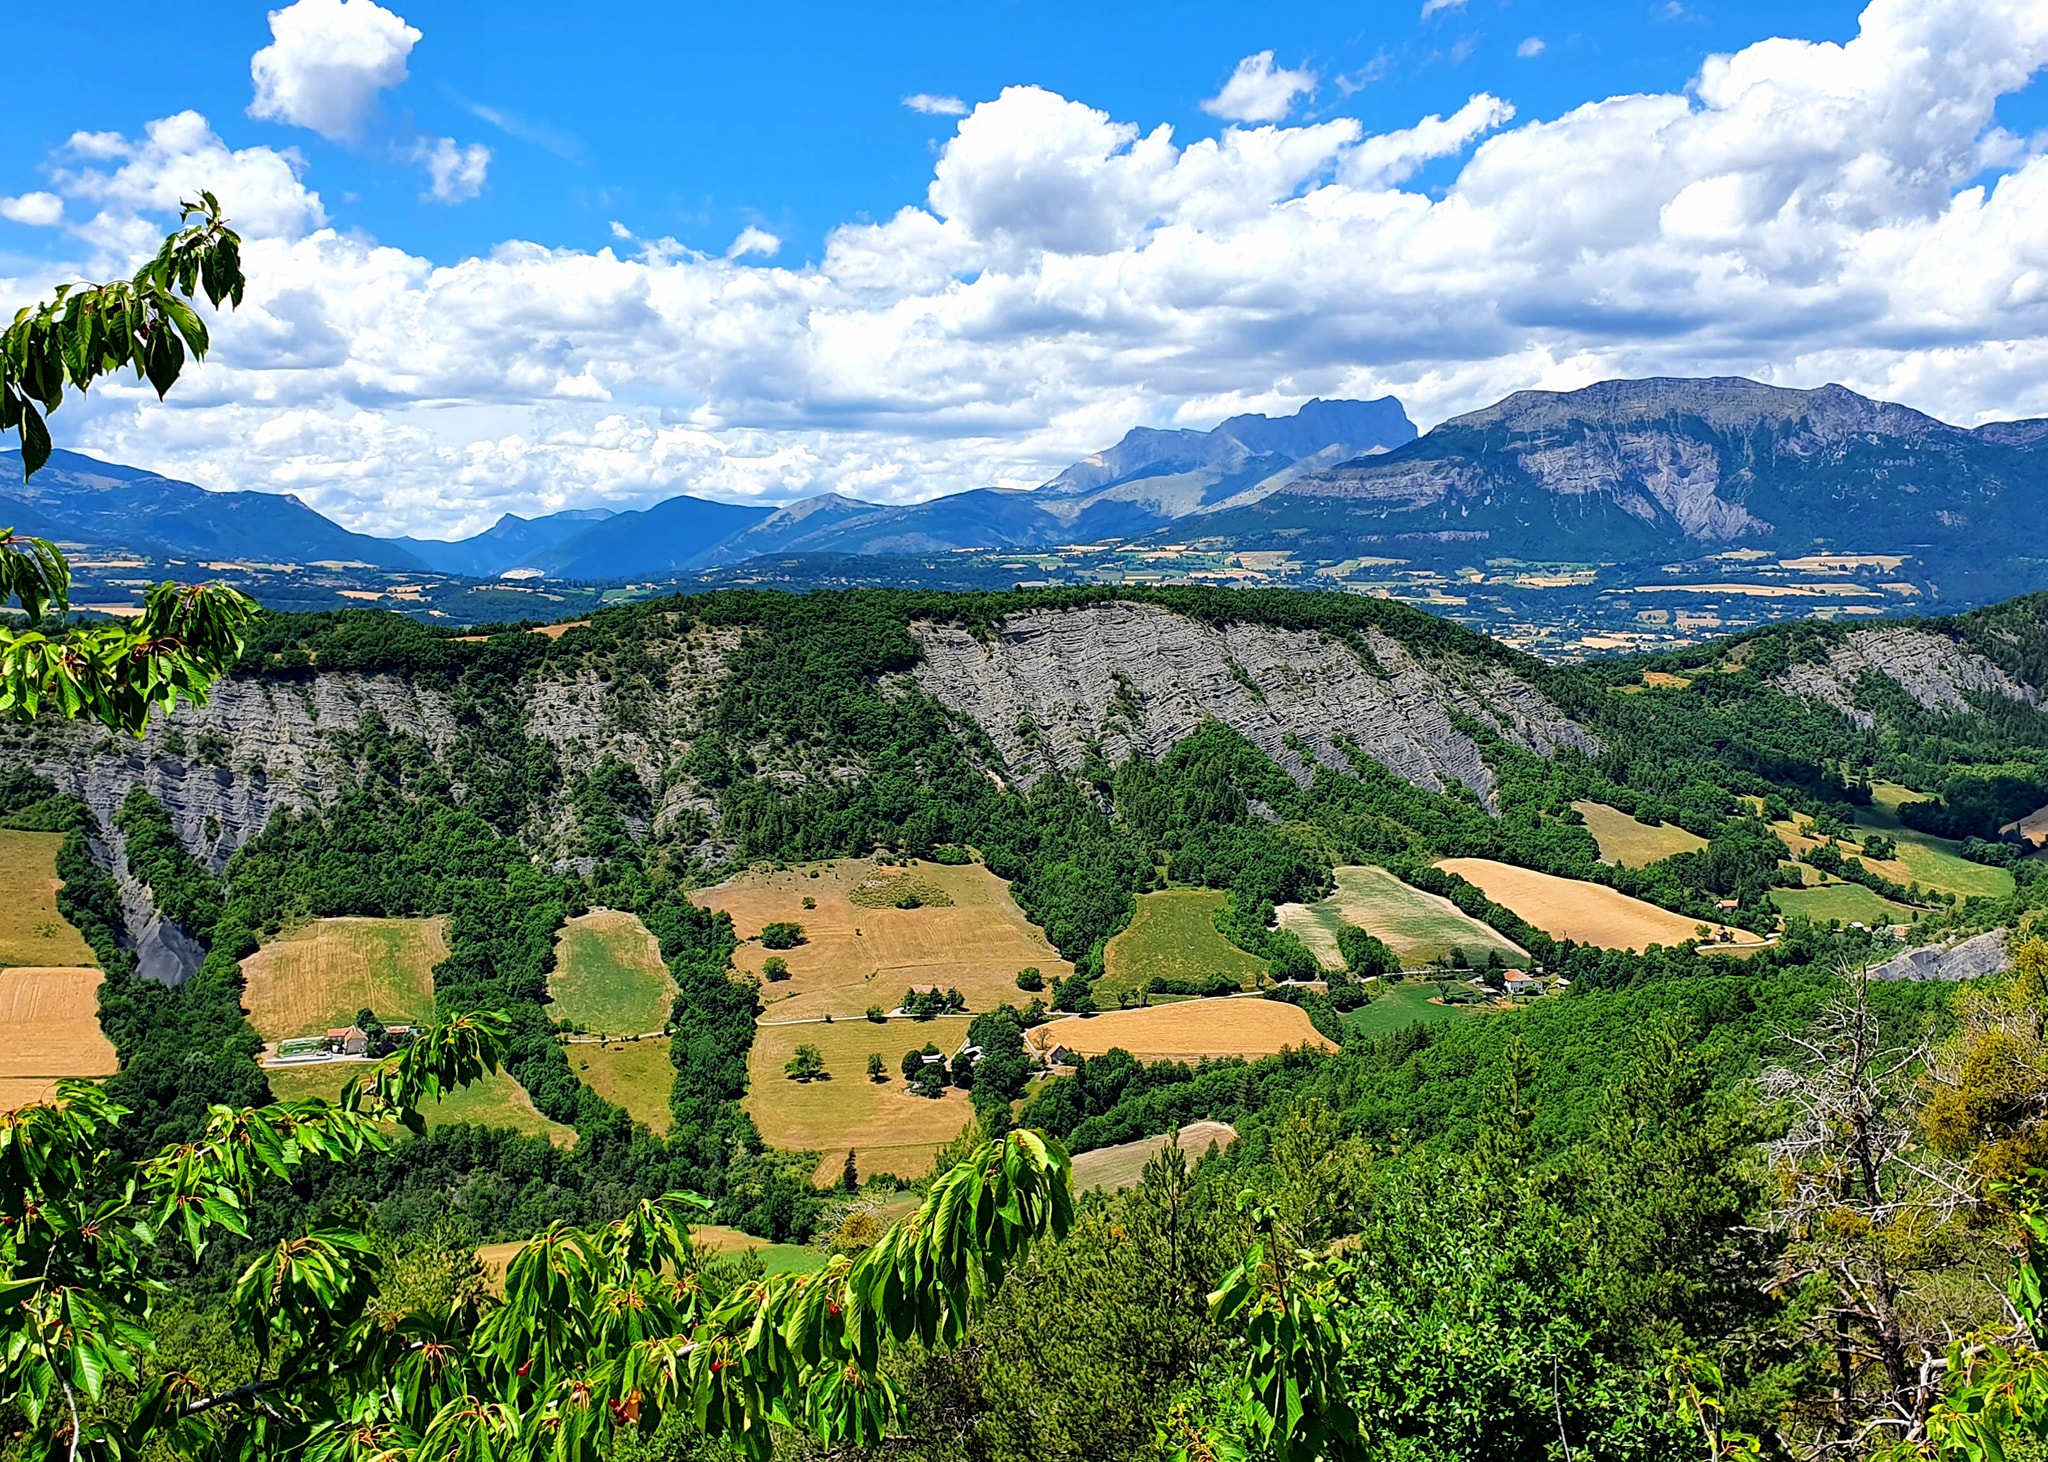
[1773,628,2041,728]
[912,600,1596,804]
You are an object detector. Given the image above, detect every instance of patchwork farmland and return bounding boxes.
[241,916,446,1043]
[1276,864,1526,970]
[693,858,1071,1020]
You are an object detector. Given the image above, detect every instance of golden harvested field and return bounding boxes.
[1572,802,1709,867]
[1102,889,1266,996]
[0,830,97,968]
[694,859,1070,1020]
[745,1016,979,1184]
[0,968,116,1096]
[241,917,445,1043]
[1070,1121,1237,1192]
[570,1038,673,1134]
[549,910,674,1036]
[1030,998,1335,1065]
[1436,859,1766,953]
[2007,802,2048,849]
[1276,865,1524,970]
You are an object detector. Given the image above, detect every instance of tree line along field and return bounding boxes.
[1276,864,1527,970]
[1436,858,1769,953]
[691,859,1073,1021]
[262,1061,577,1147]
[569,1038,674,1134]
[1067,1121,1238,1192]
[1100,888,1268,996]
[0,828,99,968]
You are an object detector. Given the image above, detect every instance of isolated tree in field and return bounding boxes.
[867,1051,886,1081]
[785,1042,827,1081]
[761,920,805,949]
[841,1148,859,1191]
[763,955,790,981]
[1,196,258,735]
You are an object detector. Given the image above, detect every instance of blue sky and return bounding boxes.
[2,0,2046,536]
[8,0,1888,267]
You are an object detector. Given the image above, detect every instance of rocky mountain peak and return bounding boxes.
[1439,376,1953,443]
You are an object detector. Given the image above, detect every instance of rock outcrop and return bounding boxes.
[1869,928,2012,983]
[911,601,1596,803]
[1775,629,2040,728]
[20,673,459,870]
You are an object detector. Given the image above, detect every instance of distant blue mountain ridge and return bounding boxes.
[15,382,2047,595]
[1,395,1417,580]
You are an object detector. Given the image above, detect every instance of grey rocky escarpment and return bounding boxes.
[1869,928,2012,982]
[910,601,1597,804]
[20,673,459,870]
[1775,629,2040,729]
[99,825,206,986]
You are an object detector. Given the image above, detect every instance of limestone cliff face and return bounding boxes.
[911,601,1597,804]
[22,673,459,870]
[1774,629,2041,728]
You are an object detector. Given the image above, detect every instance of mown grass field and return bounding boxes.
[569,1038,673,1134]
[0,967,117,1104]
[745,1016,979,1184]
[1069,1121,1237,1192]
[1102,889,1267,996]
[241,917,445,1042]
[1437,858,1766,953]
[1030,997,1334,1065]
[1772,882,1917,927]
[0,829,97,968]
[1571,802,1708,868]
[549,910,673,1036]
[1343,981,1488,1041]
[1856,785,2017,900]
[1276,865,1525,970]
[263,1063,577,1146]
[694,858,1071,1021]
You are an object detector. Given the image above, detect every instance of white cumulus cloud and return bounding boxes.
[726,226,782,260]
[903,93,969,116]
[1517,37,1547,58]
[1200,52,1317,124]
[0,192,64,227]
[414,137,490,203]
[249,0,420,142]
[6,0,2048,540]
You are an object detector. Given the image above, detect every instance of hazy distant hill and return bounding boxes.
[0,450,424,570]
[694,396,1417,565]
[395,508,617,577]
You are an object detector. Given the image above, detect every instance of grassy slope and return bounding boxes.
[1571,801,1709,867]
[0,830,97,968]
[549,910,674,1036]
[1278,865,1526,970]
[570,1038,674,1134]
[1102,889,1267,997]
[241,918,444,1042]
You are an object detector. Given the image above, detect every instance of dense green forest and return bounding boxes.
[9,584,2048,1458]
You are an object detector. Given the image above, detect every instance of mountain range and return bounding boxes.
[10,379,2048,605]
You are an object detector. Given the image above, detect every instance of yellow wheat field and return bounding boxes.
[0,967,117,1099]
[241,917,446,1042]
[694,858,1071,1020]
[1030,998,1335,1066]
[1435,858,1765,953]
[0,829,98,968]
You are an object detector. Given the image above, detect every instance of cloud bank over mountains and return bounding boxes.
[3,0,2048,538]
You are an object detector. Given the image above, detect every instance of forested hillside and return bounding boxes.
[8,583,2048,1458]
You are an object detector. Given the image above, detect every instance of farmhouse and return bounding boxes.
[1502,971,1543,997]
[324,1026,368,1056]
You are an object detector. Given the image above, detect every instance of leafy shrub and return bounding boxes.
[1016,966,1045,991]
[763,956,791,981]
[761,921,805,949]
